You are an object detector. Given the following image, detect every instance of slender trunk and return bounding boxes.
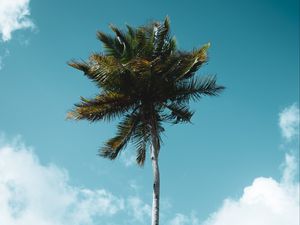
[151,144,160,225]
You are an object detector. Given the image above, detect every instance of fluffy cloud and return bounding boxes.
[0,136,125,225]
[0,0,35,42]
[202,154,299,225]
[279,103,299,141]
[168,104,300,225]
[168,155,299,225]
[201,104,300,225]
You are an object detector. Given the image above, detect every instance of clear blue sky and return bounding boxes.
[0,0,299,224]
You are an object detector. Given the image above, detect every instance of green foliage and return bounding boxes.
[68,17,225,165]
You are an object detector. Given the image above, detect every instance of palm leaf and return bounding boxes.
[163,103,194,124]
[170,75,225,103]
[100,113,140,159]
[97,31,123,58]
[67,93,136,122]
[153,16,170,57]
[133,122,150,166]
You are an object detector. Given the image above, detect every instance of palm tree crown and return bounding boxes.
[67,17,224,165]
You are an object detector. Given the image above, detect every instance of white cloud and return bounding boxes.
[202,154,299,225]
[169,214,188,225]
[127,196,151,222]
[0,134,156,225]
[279,103,299,141]
[1,104,299,225]
[0,136,125,225]
[201,104,300,225]
[0,0,35,42]
[168,104,300,225]
[281,153,298,184]
[169,213,199,225]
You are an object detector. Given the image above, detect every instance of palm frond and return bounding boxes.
[100,113,140,159]
[159,52,196,81]
[97,31,123,58]
[153,16,170,57]
[88,54,126,88]
[195,42,210,63]
[163,103,194,124]
[136,25,155,60]
[68,60,90,74]
[132,122,150,166]
[109,24,135,62]
[193,75,225,96]
[161,36,176,58]
[110,25,129,48]
[126,24,136,38]
[67,93,136,122]
[170,75,225,103]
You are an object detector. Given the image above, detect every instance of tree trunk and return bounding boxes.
[151,144,160,225]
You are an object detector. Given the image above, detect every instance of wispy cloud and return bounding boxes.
[0,0,35,42]
[279,103,299,141]
[168,212,199,225]
[0,49,9,70]
[121,150,137,167]
[127,196,151,222]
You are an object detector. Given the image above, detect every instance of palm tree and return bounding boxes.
[67,17,224,225]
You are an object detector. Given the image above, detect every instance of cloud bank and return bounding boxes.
[0,0,35,42]
[0,136,126,225]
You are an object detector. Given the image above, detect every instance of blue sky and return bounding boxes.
[0,0,299,224]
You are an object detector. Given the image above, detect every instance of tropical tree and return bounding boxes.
[67,17,224,225]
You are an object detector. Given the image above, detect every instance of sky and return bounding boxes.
[0,0,299,224]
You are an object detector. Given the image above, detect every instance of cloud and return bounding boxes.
[168,104,300,225]
[1,104,299,225]
[0,49,9,70]
[0,55,4,70]
[202,153,299,225]
[169,214,188,225]
[279,103,299,141]
[281,153,298,184]
[127,196,151,222]
[0,0,35,42]
[120,150,137,167]
[0,136,125,225]
[201,104,300,225]
[168,213,199,225]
